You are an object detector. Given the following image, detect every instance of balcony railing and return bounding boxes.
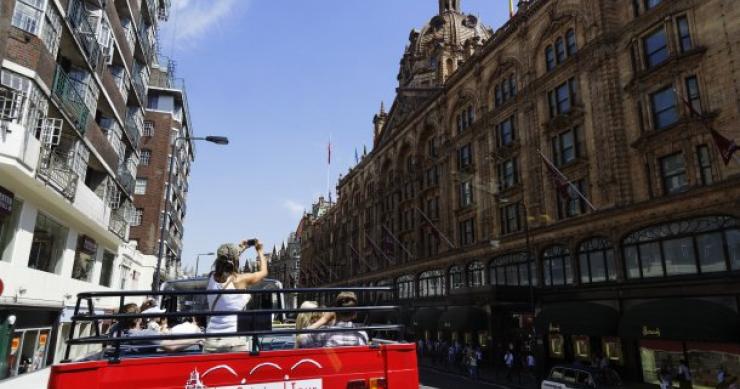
[117,165,135,195]
[109,210,128,240]
[132,63,148,106]
[137,22,156,64]
[52,67,91,133]
[67,0,103,70]
[37,147,79,200]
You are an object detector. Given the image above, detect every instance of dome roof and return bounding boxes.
[398,3,492,88]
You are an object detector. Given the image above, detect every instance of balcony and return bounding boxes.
[109,209,128,240]
[137,22,156,64]
[117,165,135,195]
[52,67,91,133]
[37,147,79,200]
[125,108,143,150]
[131,63,148,106]
[67,0,103,70]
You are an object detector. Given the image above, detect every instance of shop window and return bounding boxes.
[99,251,115,287]
[542,245,573,287]
[622,216,739,279]
[466,261,486,288]
[419,269,445,297]
[578,237,617,283]
[0,196,23,262]
[28,212,68,274]
[643,27,669,68]
[659,152,688,194]
[549,335,565,359]
[676,16,693,53]
[602,337,624,366]
[573,336,591,360]
[449,265,464,290]
[7,328,51,377]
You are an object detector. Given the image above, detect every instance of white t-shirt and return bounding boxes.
[206,276,251,334]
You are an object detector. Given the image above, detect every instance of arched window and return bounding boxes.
[490,252,536,286]
[578,238,616,283]
[376,279,393,302]
[545,45,555,71]
[622,216,740,279]
[419,269,446,297]
[555,37,566,63]
[466,261,486,288]
[542,245,573,287]
[449,265,464,290]
[566,29,577,56]
[396,275,415,300]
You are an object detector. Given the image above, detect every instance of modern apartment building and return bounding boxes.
[0,0,169,379]
[128,58,194,284]
[299,0,740,385]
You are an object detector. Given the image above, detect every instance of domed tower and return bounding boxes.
[398,0,492,89]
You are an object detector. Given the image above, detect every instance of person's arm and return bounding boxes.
[306,312,335,330]
[233,241,268,288]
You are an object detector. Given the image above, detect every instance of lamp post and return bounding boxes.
[195,252,215,277]
[153,136,229,291]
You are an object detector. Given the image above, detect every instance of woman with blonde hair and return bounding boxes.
[295,301,324,349]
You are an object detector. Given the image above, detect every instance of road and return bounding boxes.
[419,366,512,389]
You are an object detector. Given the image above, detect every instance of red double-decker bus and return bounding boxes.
[48,286,418,389]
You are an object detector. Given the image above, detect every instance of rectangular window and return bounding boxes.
[0,197,23,262]
[28,212,68,274]
[546,46,555,71]
[501,204,520,234]
[132,208,143,226]
[41,5,62,57]
[495,85,502,107]
[99,251,115,287]
[12,0,45,35]
[498,117,515,146]
[557,179,586,219]
[498,158,518,190]
[458,144,472,170]
[685,76,701,115]
[459,181,473,208]
[696,145,713,185]
[459,219,475,246]
[72,239,97,282]
[650,86,678,130]
[134,178,148,195]
[143,121,154,137]
[643,28,669,68]
[660,153,688,194]
[552,127,580,167]
[549,79,576,118]
[119,264,130,290]
[140,150,151,166]
[676,16,693,53]
[645,0,662,9]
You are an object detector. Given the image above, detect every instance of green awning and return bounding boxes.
[535,302,619,336]
[618,299,740,342]
[439,307,488,331]
[412,308,442,330]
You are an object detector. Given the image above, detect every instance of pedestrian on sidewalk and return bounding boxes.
[678,359,693,389]
[504,349,514,382]
[525,351,537,384]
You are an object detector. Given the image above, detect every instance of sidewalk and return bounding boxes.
[419,357,538,389]
[0,368,50,389]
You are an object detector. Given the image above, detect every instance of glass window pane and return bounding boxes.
[696,232,726,273]
[651,87,678,129]
[606,250,617,281]
[519,263,529,286]
[543,260,552,286]
[726,229,740,270]
[490,267,497,285]
[639,242,663,278]
[644,28,668,68]
[551,258,564,286]
[590,251,607,282]
[506,265,518,286]
[497,267,506,285]
[663,237,697,275]
[565,256,573,284]
[579,254,590,283]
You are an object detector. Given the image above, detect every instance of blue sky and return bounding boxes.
[163,0,510,272]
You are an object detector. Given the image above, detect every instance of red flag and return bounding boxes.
[711,129,738,165]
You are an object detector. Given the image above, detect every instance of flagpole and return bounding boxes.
[327,134,331,203]
[382,224,414,260]
[538,149,597,211]
[365,232,394,265]
[414,206,456,249]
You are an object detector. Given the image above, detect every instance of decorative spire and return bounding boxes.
[380,101,386,115]
[438,0,460,14]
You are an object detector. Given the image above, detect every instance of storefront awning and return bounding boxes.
[535,302,619,336]
[439,307,488,331]
[618,299,740,342]
[412,307,442,330]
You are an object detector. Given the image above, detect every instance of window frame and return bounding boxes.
[566,29,577,56]
[696,145,713,186]
[134,177,148,195]
[659,152,688,195]
[545,45,555,71]
[577,238,617,284]
[650,86,678,130]
[542,246,573,287]
[458,218,475,247]
[643,27,669,69]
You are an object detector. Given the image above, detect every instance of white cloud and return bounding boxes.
[283,200,305,216]
[160,0,245,51]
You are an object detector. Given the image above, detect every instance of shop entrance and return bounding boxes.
[6,327,51,378]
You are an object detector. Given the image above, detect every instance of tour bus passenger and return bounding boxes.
[140,299,169,333]
[116,303,202,352]
[204,240,269,353]
[295,301,324,349]
[308,291,368,347]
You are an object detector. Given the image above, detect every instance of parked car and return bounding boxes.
[542,365,622,389]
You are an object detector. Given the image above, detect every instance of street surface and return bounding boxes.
[419,366,511,389]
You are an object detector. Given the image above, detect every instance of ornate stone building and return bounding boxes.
[299,0,740,385]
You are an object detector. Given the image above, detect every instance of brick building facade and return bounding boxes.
[299,0,740,385]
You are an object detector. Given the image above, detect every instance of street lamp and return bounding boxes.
[153,135,229,291]
[195,252,215,277]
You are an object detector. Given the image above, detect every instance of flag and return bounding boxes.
[355,148,359,164]
[509,0,515,18]
[544,161,573,200]
[711,129,738,165]
[327,141,332,165]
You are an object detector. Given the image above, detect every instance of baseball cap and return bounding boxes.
[217,243,242,259]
